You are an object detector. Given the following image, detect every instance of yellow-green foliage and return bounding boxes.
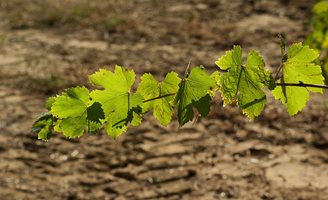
[306,1,328,49]
[306,1,328,83]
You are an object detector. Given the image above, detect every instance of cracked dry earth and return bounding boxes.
[0,0,328,199]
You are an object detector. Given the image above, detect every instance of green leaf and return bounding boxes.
[49,86,107,139]
[131,112,142,126]
[86,102,105,123]
[57,113,87,138]
[137,72,181,125]
[90,66,142,138]
[85,102,105,134]
[49,86,89,138]
[216,46,273,119]
[89,66,135,91]
[51,86,90,118]
[46,97,56,111]
[215,46,242,70]
[103,93,142,138]
[272,43,324,115]
[313,1,328,15]
[32,113,53,141]
[53,119,62,133]
[88,121,102,134]
[137,73,159,112]
[323,59,328,85]
[211,71,220,84]
[307,1,328,50]
[175,67,216,126]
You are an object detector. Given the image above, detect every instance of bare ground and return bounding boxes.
[1,0,328,199]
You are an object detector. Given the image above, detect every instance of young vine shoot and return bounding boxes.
[32,41,328,141]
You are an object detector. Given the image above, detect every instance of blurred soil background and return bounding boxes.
[0,0,328,199]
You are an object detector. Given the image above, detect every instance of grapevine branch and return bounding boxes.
[142,93,176,103]
[274,63,283,80]
[142,82,328,105]
[276,82,328,89]
[32,1,328,141]
[275,33,286,80]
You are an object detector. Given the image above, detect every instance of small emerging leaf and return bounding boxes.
[32,113,53,141]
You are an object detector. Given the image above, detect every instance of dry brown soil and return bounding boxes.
[1,0,328,199]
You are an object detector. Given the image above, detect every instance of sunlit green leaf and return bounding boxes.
[273,43,324,115]
[90,66,142,138]
[175,67,216,125]
[216,46,273,119]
